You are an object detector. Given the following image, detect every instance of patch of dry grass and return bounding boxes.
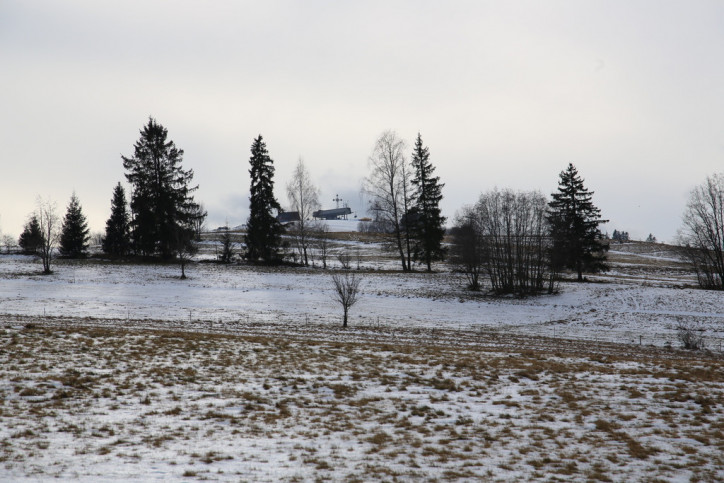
[0,323,722,481]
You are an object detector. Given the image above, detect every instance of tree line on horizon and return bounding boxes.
[9,117,724,292]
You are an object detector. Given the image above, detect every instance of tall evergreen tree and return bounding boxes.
[547,163,609,281]
[122,117,203,258]
[245,135,282,262]
[18,215,43,255]
[103,182,131,257]
[59,192,90,258]
[410,133,446,271]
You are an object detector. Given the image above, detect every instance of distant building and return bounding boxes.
[277,211,301,224]
[313,207,352,220]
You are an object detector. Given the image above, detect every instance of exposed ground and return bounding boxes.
[1,324,723,482]
[0,238,723,481]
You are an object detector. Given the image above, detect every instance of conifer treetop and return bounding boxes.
[59,192,90,258]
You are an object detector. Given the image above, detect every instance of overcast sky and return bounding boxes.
[2,1,723,243]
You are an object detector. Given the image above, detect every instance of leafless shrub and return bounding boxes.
[337,251,352,270]
[450,208,483,291]
[676,321,706,351]
[174,227,197,279]
[452,189,554,295]
[310,221,330,269]
[358,218,394,234]
[331,273,361,328]
[2,234,15,254]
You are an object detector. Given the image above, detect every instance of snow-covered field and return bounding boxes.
[1,241,723,481]
[0,245,722,348]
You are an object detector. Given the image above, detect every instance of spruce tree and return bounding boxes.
[410,133,446,271]
[18,215,43,255]
[219,223,235,263]
[245,135,282,262]
[547,163,609,281]
[122,117,203,258]
[103,182,131,257]
[59,192,90,258]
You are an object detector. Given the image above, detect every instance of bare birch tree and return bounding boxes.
[364,130,413,271]
[331,272,361,328]
[36,197,60,274]
[286,158,321,266]
[679,173,724,289]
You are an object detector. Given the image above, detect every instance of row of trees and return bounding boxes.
[12,123,605,289]
[451,164,609,295]
[242,131,447,272]
[16,118,206,276]
[12,116,722,293]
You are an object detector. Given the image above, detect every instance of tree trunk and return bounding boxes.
[42,254,51,274]
[343,308,348,328]
[394,228,407,271]
[405,228,412,272]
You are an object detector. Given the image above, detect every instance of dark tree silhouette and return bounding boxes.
[59,192,90,258]
[547,164,609,281]
[219,223,235,264]
[410,133,446,271]
[103,182,131,257]
[18,215,43,255]
[122,117,203,258]
[245,135,282,263]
